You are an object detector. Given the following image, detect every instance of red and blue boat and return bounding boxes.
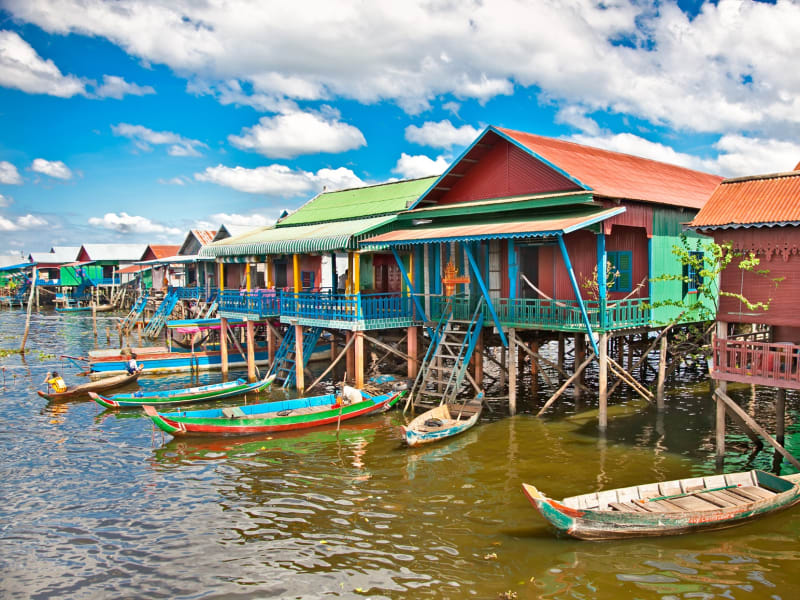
[144,387,402,437]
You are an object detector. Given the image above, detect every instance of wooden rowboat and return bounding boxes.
[144,387,403,437]
[37,371,141,402]
[89,373,276,408]
[522,470,800,540]
[402,395,483,447]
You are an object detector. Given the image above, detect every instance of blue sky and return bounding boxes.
[1,0,799,261]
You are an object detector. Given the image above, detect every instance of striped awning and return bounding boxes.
[361,206,625,247]
[200,215,396,262]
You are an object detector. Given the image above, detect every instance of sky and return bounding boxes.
[2,0,800,262]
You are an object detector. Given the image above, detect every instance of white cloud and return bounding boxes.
[0,29,85,97]
[0,193,11,207]
[157,176,189,185]
[209,212,276,227]
[0,160,22,184]
[31,158,73,180]
[195,163,366,196]
[88,212,181,235]
[392,153,448,179]
[0,212,48,230]
[112,123,207,157]
[405,120,480,150]
[93,74,155,99]
[229,108,366,159]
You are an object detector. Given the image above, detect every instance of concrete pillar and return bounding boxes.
[407,325,419,379]
[220,317,229,377]
[355,331,365,388]
[294,323,305,393]
[246,320,256,382]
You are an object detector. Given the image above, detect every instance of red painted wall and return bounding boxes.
[438,139,581,205]
[713,228,800,328]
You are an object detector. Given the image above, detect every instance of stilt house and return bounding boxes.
[363,126,722,422]
[689,167,800,469]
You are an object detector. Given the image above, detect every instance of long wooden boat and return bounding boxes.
[89,373,276,408]
[144,387,403,437]
[402,396,483,447]
[522,470,800,540]
[87,346,271,378]
[37,371,141,402]
[55,304,116,313]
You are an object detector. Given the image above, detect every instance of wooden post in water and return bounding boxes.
[508,328,517,415]
[656,333,668,410]
[473,330,484,387]
[294,323,305,393]
[499,346,506,388]
[245,319,256,382]
[776,387,786,447]
[574,333,585,403]
[354,331,364,389]
[220,316,229,377]
[92,303,98,340]
[530,339,539,392]
[715,321,727,465]
[19,266,37,353]
[598,332,608,430]
[345,331,355,383]
[407,325,418,379]
[557,334,565,372]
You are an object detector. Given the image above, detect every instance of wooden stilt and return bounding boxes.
[715,388,800,470]
[346,331,355,383]
[598,332,608,430]
[92,304,98,340]
[607,356,653,402]
[574,334,585,402]
[537,352,596,417]
[220,317,229,377]
[306,334,356,393]
[267,324,275,367]
[245,320,256,382]
[776,388,786,447]
[499,346,506,389]
[557,334,565,373]
[354,331,364,389]
[294,324,305,393]
[656,334,668,410]
[473,330,484,387]
[508,328,517,415]
[330,332,337,362]
[714,321,728,465]
[407,325,419,379]
[530,340,538,383]
[19,266,37,353]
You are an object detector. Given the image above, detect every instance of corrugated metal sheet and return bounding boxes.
[29,247,80,264]
[498,128,722,210]
[200,215,396,259]
[193,230,216,245]
[363,207,624,246]
[689,172,800,228]
[145,245,180,260]
[278,176,437,226]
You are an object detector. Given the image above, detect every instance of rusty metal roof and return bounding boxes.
[362,206,624,246]
[689,171,800,229]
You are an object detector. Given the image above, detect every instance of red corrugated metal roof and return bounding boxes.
[497,127,723,209]
[118,264,148,274]
[193,230,217,245]
[689,171,800,228]
[365,207,624,245]
[147,245,180,259]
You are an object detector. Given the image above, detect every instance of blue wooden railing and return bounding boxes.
[218,289,281,317]
[280,291,414,323]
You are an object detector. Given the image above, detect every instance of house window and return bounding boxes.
[301,270,315,290]
[607,251,632,293]
[685,251,704,295]
[274,261,288,288]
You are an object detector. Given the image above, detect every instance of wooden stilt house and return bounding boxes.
[363,126,722,423]
[199,177,438,389]
[689,168,800,469]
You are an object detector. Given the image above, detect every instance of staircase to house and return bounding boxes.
[405,298,484,411]
[120,290,150,332]
[268,326,323,388]
[143,288,179,339]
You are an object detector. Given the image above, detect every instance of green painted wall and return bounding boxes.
[359,254,373,290]
[650,207,715,325]
[59,265,103,286]
[143,270,153,289]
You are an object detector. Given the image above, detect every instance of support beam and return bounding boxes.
[354,331,365,388]
[391,248,432,336]
[293,254,301,293]
[220,316,229,376]
[464,245,507,347]
[219,262,225,292]
[266,256,274,289]
[346,331,355,382]
[245,320,256,382]
[598,332,608,430]
[363,332,411,362]
[306,334,356,393]
[294,323,305,393]
[558,234,598,356]
[597,232,607,330]
[714,388,800,471]
[656,334,668,410]
[245,263,251,292]
[509,328,517,415]
[537,352,596,417]
[407,326,419,379]
[473,331,484,386]
[607,356,653,402]
[574,334,585,402]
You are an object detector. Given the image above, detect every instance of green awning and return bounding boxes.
[200,215,397,262]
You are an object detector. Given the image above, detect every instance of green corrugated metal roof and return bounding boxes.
[277,176,437,226]
[200,215,396,259]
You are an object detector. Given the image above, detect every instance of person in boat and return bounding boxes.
[44,371,68,393]
[126,353,140,375]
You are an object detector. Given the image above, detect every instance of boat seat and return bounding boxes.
[222,407,247,418]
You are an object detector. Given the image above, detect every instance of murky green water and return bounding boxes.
[2,310,800,599]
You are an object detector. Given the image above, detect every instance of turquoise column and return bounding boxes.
[597,232,607,330]
[465,245,508,348]
[558,234,599,356]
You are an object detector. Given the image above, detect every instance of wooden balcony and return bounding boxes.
[279,291,415,331]
[217,289,281,320]
[713,337,800,390]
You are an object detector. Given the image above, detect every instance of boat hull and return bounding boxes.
[522,470,800,540]
[402,400,482,447]
[145,390,402,437]
[89,348,271,378]
[90,374,275,408]
[38,371,141,402]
